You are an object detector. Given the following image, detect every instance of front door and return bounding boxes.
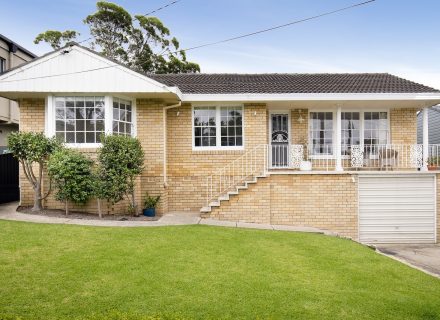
[270,113,290,168]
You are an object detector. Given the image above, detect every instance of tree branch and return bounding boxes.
[21,160,37,189]
[41,178,52,200]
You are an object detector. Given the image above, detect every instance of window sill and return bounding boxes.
[192,147,245,155]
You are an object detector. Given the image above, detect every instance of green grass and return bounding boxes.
[0,221,439,320]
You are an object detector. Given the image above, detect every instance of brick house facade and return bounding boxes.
[1,43,440,243]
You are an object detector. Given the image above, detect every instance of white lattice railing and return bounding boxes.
[206,144,268,206]
[269,144,440,171]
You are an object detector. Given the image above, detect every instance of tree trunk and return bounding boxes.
[65,201,69,216]
[97,198,102,219]
[32,193,43,211]
[31,185,43,212]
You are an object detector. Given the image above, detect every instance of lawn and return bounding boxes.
[0,221,439,320]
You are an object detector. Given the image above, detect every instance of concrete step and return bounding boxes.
[200,206,211,213]
[209,201,220,207]
[200,173,266,214]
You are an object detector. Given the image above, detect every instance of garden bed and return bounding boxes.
[16,206,159,221]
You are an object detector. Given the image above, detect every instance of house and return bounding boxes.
[0,43,439,244]
[417,104,440,145]
[0,34,37,153]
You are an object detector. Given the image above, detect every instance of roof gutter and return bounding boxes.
[181,92,440,102]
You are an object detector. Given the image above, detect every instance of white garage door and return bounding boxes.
[359,175,436,244]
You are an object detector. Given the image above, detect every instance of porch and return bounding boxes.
[268,144,440,172]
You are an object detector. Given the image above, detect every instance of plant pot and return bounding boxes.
[428,165,438,171]
[143,208,156,217]
[299,161,312,171]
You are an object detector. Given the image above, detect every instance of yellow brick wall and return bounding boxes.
[390,108,418,144]
[19,99,46,206]
[291,109,308,145]
[18,98,166,215]
[136,99,167,214]
[209,174,358,239]
[166,103,268,211]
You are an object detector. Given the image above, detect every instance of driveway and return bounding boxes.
[376,244,440,277]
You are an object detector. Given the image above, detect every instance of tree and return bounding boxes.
[47,148,95,215]
[34,1,200,74]
[84,1,132,61]
[98,135,144,215]
[7,132,60,211]
[34,30,79,50]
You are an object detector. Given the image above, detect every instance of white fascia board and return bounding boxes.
[182,92,440,102]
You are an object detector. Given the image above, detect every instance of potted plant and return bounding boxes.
[427,156,439,171]
[299,139,312,171]
[143,193,160,217]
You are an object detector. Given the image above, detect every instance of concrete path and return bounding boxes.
[0,202,329,234]
[376,244,440,278]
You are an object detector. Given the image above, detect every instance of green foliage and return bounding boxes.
[143,193,160,209]
[34,1,200,74]
[7,132,60,164]
[98,135,144,211]
[428,156,439,166]
[47,148,95,210]
[84,1,132,61]
[34,30,79,49]
[7,132,61,211]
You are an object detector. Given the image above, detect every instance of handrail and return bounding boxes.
[206,144,268,206]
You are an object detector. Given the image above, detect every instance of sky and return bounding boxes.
[1,0,440,89]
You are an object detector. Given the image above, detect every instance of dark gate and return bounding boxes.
[0,153,19,204]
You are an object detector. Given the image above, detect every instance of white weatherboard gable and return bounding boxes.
[0,45,179,97]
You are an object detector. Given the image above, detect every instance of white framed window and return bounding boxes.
[308,109,389,158]
[363,111,389,146]
[47,95,136,147]
[192,105,244,150]
[55,96,105,144]
[112,98,133,136]
[309,111,334,156]
[341,111,360,156]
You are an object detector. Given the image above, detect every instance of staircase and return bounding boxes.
[200,145,268,215]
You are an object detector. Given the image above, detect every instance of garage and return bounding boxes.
[358,175,436,244]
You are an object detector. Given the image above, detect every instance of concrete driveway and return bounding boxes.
[376,244,440,278]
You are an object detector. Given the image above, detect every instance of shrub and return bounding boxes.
[47,148,94,215]
[98,135,144,215]
[7,132,60,211]
[143,193,160,209]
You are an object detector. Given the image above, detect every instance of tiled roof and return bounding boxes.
[149,73,440,94]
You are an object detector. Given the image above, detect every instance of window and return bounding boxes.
[364,112,388,146]
[0,58,6,73]
[113,98,133,136]
[50,95,135,145]
[309,112,333,155]
[194,107,216,147]
[341,112,360,156]
[55,96,105,144]
[221,107,243,147]
[193,105,243,149]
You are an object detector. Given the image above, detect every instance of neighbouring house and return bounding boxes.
[0,43,440,244]
[0,34,37,153]
[417,104,440,144]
